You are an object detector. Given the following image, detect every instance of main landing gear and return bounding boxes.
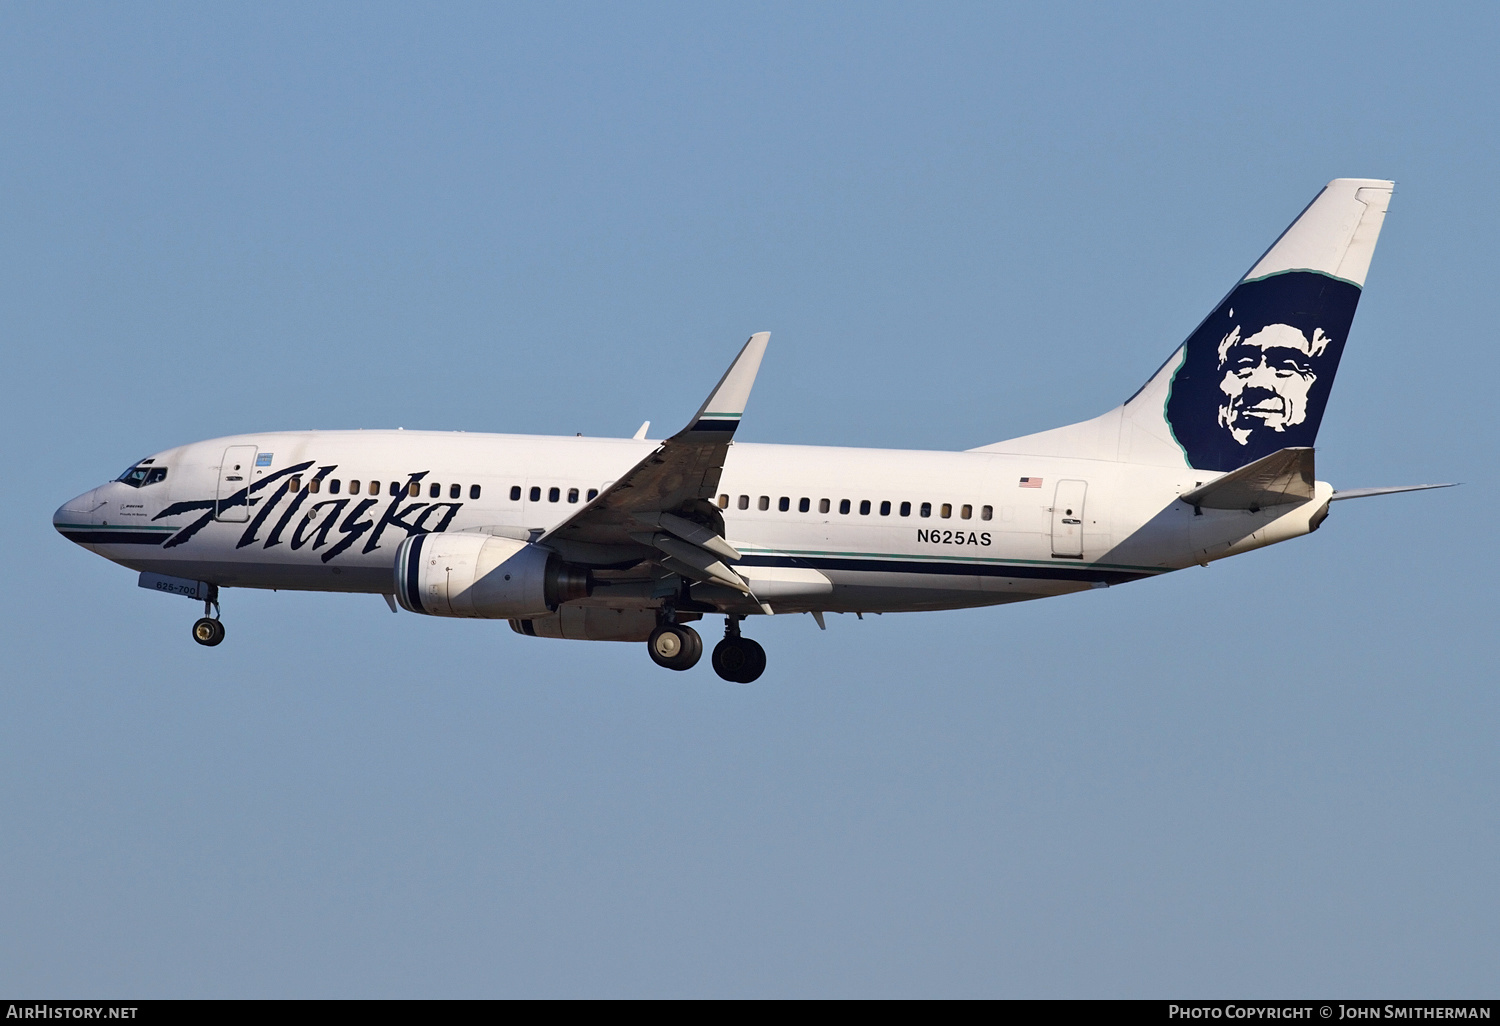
[191,586,224,647]
[711,616,766,684]
[645,611,766,681]
[647,618,703,671]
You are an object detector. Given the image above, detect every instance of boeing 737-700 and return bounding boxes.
[55,178,1450,682]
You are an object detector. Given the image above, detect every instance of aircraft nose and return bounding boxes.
[54,487,103,537]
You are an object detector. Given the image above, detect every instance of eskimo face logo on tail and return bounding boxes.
[1216,322,1330,445]
[1165,270,1361,472]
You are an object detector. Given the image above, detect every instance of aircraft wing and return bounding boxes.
[537,333,769,591]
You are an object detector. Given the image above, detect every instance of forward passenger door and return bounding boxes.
[215,445,258,523]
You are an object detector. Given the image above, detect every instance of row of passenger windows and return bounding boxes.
[279,479,602,504]
[517,485,600,504]
[717,493,994,520]
[288,478,484,499]
[268,477,989,520]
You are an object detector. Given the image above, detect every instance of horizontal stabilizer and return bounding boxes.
[1181,447,1315,510]
[1331,483,1458,501]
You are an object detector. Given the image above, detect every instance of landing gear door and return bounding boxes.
[1051,479,1087,559]
[215,445,258,523]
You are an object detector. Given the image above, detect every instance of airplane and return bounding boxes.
[55,178,1453,683]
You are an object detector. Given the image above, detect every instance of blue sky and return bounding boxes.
[2,2,1496,997]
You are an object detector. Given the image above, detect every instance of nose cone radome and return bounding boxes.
[54,487,102,540]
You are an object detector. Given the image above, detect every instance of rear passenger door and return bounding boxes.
[1050,479,1087,559]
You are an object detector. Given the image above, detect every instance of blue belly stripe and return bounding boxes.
[58,529,170,546]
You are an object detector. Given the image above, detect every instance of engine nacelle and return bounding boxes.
[510,607,661,642]
[393,532,590,618]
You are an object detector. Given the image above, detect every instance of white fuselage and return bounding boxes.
[55,429,1332,616]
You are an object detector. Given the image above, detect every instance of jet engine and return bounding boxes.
[393,532,590,618]
[510,607,661,642]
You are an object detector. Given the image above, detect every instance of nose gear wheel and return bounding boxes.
[192,617,225,647]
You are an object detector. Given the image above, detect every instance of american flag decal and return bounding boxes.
[1019,477,1042,488]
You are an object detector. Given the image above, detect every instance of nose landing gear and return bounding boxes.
[191,586,224,647]
[711,616,766,683]
[192,617,225,647]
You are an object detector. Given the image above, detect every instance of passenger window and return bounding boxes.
[511,486,522,501]
[961,504,972,520]
[880,500,891,516]
[348,480,360,494]
[548,487,560,502]
[859,500,871,515]
[330,480,342,494]
[309,478,320,494]
[470,485,481,499]
[370,481,381,496]
[453,484,464,500]
[798,497,810,512]
[900,501,911,517]
[756,496,768,511]
[568,487,579,503]
[409,482,420,497]
[920,502,932,518]
[739,495,750,510]
[718,494,729,509]
[940,503,952,518]
[430,483,441,498]
[839,499,851,514]
[818,498,830,514]
[778,496,790,512]
[587,488,598,501]
[981,505,993,521]
[390,481,401,496]
[529,486,540,502]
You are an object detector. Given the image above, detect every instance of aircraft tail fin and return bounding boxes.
[973,179,1394,471]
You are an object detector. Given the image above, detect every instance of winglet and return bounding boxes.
[679,332,769,437]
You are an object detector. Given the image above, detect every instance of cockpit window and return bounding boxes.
[116,464,168,488]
